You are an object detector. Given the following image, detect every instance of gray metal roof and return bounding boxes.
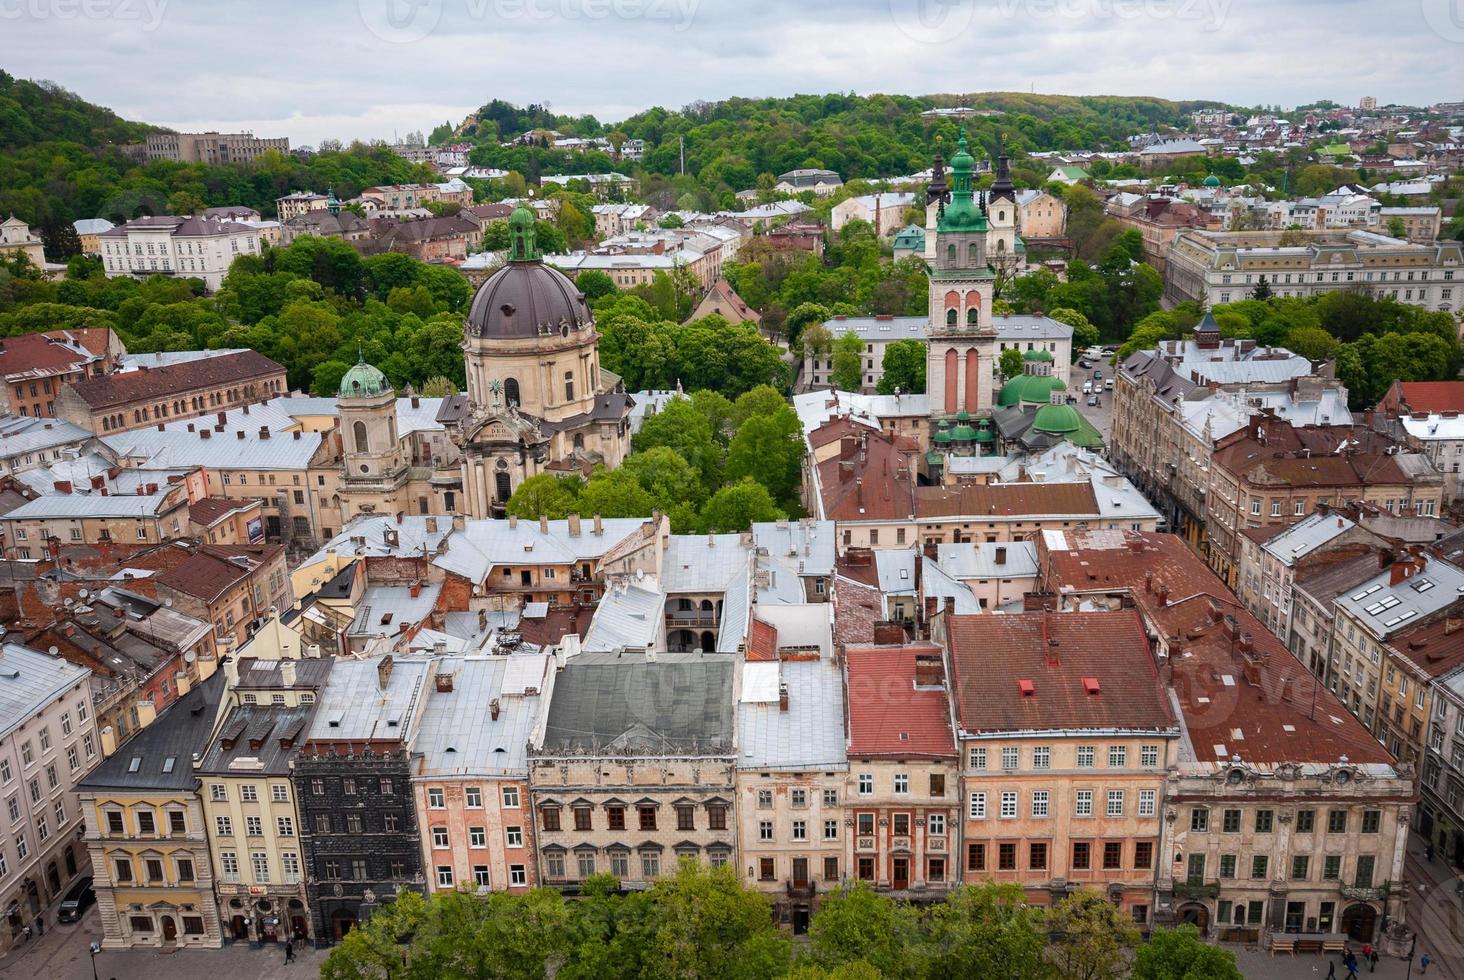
[752,520,836,577]
[347,584,443,639]
[0,416,95,460]
[1262,512,1358,566]
[737,658,847,771]
[875,549,918,596]
[935,540,1039,580]
[196,703,316,776]
[415,655,549,777]
[583,582,665,653]
[662,534,751,594]
[991,315,1074,341]
[539,653,734,756]
[433,517,648,583]
[2,491,182,520]
[1334,558,1464,640]
[0,643,90,741]
[77,672,223,791]
[105,427,323,471]
[307,656,429,742]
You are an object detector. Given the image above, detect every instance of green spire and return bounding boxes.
[326,186,340,216]
[949,130,974,195]
[936,129,987,235]
[508,204,540,262]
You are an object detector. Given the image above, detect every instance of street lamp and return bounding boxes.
[88,940,101,980]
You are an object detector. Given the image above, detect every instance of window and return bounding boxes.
[1292,855,1310,880]
[136,810,155,835]
[271,784,289,803]
[1108,745,1127,767]
[1076,745,1095,768]
[1323,855,1341,880]
[1029,842,1048,870]
[641,852,660,879]
[282,852,300,883]
[1327,810,1347,834]
[437,866,454,887]
[465,787,482,808]
[1190,807,1209,832]
[1033,746,1051,769]
[1106,791,1124,817]
[343,778,357,796]
[676,805,695,831]
[928,813,945,836]
[823,788,838,807]
[215,815,233,836]
[1251,855,1269,879]
[969,792,986,819]
[1219,854,1237,878]
[1140,744,1159,767]
[824,856,840,881]
[858,813,874,835]
[574,807,593,831]
[893,773,909,794]
[1138,790,1156,817]
[240,784,258,802]
[351,859,368,880]
[1102,842,1123,870]
[1255,809,1274,833]
[758,857,775,881]
[246,816,262,837]
[1222,809,1242,833]
[313,814,330,833]
[1031,791,1049,818]
[252,852,270,883]
[1001,747,1019,770]
[577,852,595,878]
[998,843,1017,870]
[709,804,728,830]
[824,819,839,840]
[893,813,911,836]
[1134,841,1153,869]
[790,788,807,808]
[502,786,520,808]
[792,820,807,841]
[432,826,450,848]
[607,806,626,830]
[858,773,873,795]
[505,825,523,847]
[1000,791,1018,818]
[1296,809,1315,833]
[638,806,656,831]
[1354,855,1376,887]
[929,773,945,797]
[276,816,294,837]
[1075,790,1093,817]
[967,843,986,871]
[510,865,527,886]
[968,747,987,770]
[428,787,445,808]
[1071,842,1090,870]
[541,807,560,831]
[473,866,490,887]
[1361,810,1381,834]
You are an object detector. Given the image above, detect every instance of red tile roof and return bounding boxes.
[188,497,255,527]
[833,574,883,648]
[946,612,1175,734]
[746,619,778,662]
[154,543,277,603]
[0,330,107,381]
[916,481,1099,520]
[814,426,918,522]
[1039,530,1393,765]
[1388,381,1464,414]
[65,350,284,410]
[844,643,956,758]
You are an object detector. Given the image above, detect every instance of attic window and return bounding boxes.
[161,757,176,773]
[898,732,909,741]
[127,757,142,772]
[1082,677,1101,696]
[1018,679,1036,697]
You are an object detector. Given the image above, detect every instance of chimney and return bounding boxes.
[943,596,955,616]
[1156,583,1169,607]
[376,655,394,691]
[236,431,245,440]
[508,514,518,529]
[200,429,211,439]
[425,517,438,533]
[489,698,501,721]
[477,608,488,631]
[280,659,296,687]
[567,513,581,537]
[1144,569,1154,593]
[411,395,420,409]
[409,581,422,599]
[923,539,939,560]
[1279,676,1295,702]
[293,430,301,440]
[1390,560,1416,587]
[1042,617,1060,667]
[994,545,1007,566]
[156,422,164,431]
[1238,633,1254,657]
[873,621,906,645]
[435,672,454,693]
[53,480,72,494]
[217,412,226,426]
[914,653,944,688]
[778,684,789,712]
[224,657,239,688]
[593,513,603,535]
[451,514,465,532]
[259,426,270,440]
[1378,547,1394,569]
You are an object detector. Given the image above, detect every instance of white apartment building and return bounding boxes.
[98,216,263,292]
[0,644,100,952]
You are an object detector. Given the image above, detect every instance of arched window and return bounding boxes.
[946,244,956,265]
[503,377,520,406]
[573,433,584,450]
[998,210,1006,222]
[352,420,368,454]
[968,242,980,264]
[945,309,957,328]
[564,370,574,402]
[996,239,1006,253]
[495,471,512,503]
[967,308,979,326]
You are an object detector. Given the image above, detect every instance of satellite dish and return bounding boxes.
[184,651,196,663]
[47,646,58,656]
[78,589,89,600]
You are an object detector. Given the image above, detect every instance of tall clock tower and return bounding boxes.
[925,132,998,418]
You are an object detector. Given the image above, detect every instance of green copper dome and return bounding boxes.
[1202,174,1222,188]
[507,203,541,262]
[339,358,391,398]
[1023,349,1054,362]
[933,428,953,444]
[1032,402,1082,435]
[936,130,989,234]
[997,373,1067,407]
[955,409,970,423]
[950,424,978,441]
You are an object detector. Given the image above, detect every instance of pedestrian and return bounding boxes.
[1427,843,1435,862]
[1347,957,1359,979]
[1421,951,1431,974]
[1327,961,1336,979]
[20,924,30,943]
[285,938,295,964]
[1369,948,1379,972]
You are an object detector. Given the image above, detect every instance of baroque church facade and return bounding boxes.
[335,204,633,523]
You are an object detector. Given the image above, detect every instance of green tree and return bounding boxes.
[1046,306,1100,351]
[575,269,618,302]
[700,478,784,532]
[725,405,803,508]
[310,359,351,397]
[579,466,655,518]
[624,446,708,517]
[1284,325,1339,361]
[320,888,428,980]
[1250,274,1273,301]
[420,375,458,397]
[787,303,831,352]
[505,473,579,520]
[635,862,790,980]
[1131,924,1243,980]
[634,396,723,488]
[807,884,913,977]
[998,347,1025,382]
[729,385,789,430]
[830,331,865,391]
[692,389,737,445]
[920,883,1048,980]
[1046,890,1139,980]
[875,338,926,394]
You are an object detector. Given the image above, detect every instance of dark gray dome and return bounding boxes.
[466,261,591,340]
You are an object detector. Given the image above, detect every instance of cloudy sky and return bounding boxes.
[6,0,1463,145]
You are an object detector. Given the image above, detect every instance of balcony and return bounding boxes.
[1172,880,1221,899]
[1340,882,1390,902]
[667,612,719,627]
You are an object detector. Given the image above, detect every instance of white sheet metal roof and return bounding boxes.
[415,656,548,775]
[737,658,847,771]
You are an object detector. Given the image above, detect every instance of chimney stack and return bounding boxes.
[376,655,394,691]
[1156,583,1169,607]
[914,653,944,688]
[567,513,581,537]
[490,698,501,721]
[778,684,789,712]
[994,545,1007,566]
[435,671,454,693]
[539,514,549,534]
[593,513,603,535]
[280,659,297,687]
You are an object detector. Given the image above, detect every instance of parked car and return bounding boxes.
[1093,369,1103,381]
[1104,379,1114,391]
[1078,359,1092,369]
[56,876,94,923]
[1087,394,1100,407]
[1082,381,1093,394]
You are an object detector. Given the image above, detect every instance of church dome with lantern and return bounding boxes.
[464,204,591,341]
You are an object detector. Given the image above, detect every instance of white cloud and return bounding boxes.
[4,0,1461,145]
